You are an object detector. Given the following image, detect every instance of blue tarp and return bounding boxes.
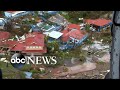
[24,72,32,79]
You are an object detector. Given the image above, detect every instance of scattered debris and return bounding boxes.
[54,62,96,77]
[24,72,33,79]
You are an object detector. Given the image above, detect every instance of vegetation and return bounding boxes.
[63,67,68,72]
[96,61,106,64]
[20,64,31,71]
[46,40,60,55]
[85,24,90,32]
[93,31,112,44]
[30,69,40,74]
[0,61,25,79]
[79,54,86,62]
[32,74,39,78]
[61,11,112,24]
[84,38,93,45]
[100,33,112,44]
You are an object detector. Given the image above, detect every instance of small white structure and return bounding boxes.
[79,18,83,21]
[39,68,45,72]
[0,58,10,63]
[93,40,102,44]
[43,31,63,39]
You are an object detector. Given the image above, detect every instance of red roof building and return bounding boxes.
[67,24,80,30]
[0,40,17,53]
[11,32,47,55]
[0,31,11,41]
[84,19,112,32]
[6,40,17,46]
[60,24,88,50]
[61,24,87,42]
[0,40,17,47]
[85,19,112,27]
[10,42,25,51]
[25,32,44,47]
[0,31,47,55]
[23,33,46,54]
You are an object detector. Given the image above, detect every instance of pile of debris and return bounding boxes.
[48,14,70,26]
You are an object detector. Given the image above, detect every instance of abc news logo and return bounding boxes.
[11,57,26,64]
[10,53,57,69]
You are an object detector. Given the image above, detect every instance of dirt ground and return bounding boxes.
[76,62,110,79]
[54,62,110,79]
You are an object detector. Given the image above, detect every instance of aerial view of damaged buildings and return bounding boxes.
[0,11,112,56]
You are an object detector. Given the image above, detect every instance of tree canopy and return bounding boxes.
[61,11,112,24]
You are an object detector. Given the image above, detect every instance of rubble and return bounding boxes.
[54,62,96,77]
[71,75,75,78]
[66,75,70,78]
[48,14,70,26]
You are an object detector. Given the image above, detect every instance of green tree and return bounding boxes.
[85,24,90,32]
[47,40,60,54]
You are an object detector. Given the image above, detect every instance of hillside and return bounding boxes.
[61,11,112,24]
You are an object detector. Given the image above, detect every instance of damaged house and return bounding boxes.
[0,31,47,56]
[10,32,47,56]
[48,13,70,26]
[0,31,16,55]
[60,24,88,50]
[84,18,112,32]
[30,20,63,33]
